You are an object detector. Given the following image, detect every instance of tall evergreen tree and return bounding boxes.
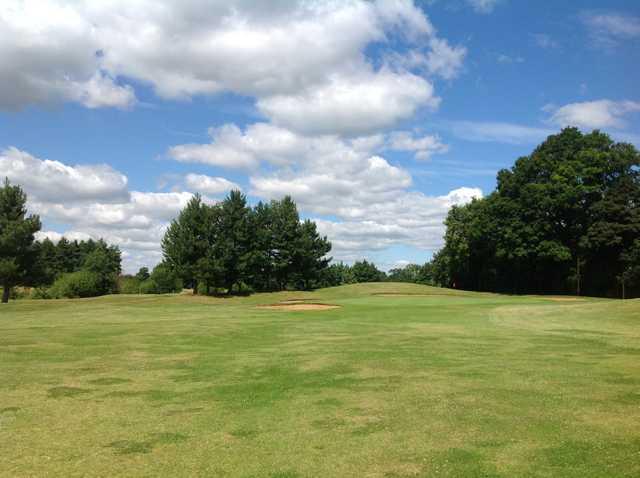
[217,190,251,293]
[271,196,301,290]
[161,194,209,294]
[0,179,41,303]
[292,219,331,289]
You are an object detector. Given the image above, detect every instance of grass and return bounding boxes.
[1,282,639,477]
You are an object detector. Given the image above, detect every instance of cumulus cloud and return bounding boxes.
[313,187,482,260]
[2,147,199,272]
[257,69,440,136]
[544,100,640,130]
[183,174,241,195]
[168,120,480,260]
[0,1,135,110]
[12,137,481,270]
[70,72,136,109]
[0,147,129,203]
[0,0,464,132]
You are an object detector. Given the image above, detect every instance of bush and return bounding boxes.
[148,263,182,294]
[30,287,51,300]
[119,276,141,294]
[49,271,102,298]
[139,279,158,294]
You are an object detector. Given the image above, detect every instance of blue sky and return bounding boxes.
[1,0,639,272]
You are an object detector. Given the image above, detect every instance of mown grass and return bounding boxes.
[1,283,639,477]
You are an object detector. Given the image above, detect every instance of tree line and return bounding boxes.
[2,127,638,302]
[430,128,640,298]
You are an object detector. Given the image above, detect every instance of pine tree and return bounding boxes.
[0,178,41,303]
[217,190,251,293]
[161,194,209,294]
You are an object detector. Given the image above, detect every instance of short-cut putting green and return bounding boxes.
[1,283,639,477]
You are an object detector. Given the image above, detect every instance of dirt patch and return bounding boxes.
[372,293,456,297]
[257,303,340,311]
[547,297,584,302]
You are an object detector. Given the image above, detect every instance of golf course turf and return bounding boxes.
[1,282,639,477]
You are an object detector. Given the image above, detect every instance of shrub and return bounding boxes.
[30,287,51,300]
[49,271,102,298]
[139,279,158,294]
[82,247,120,294]
[149,263,182,294]
[119,276,141,294]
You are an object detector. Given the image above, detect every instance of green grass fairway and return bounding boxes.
[1,283,639,477]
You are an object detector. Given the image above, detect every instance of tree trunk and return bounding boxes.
[1,284,10,304]
[192,279,198,295]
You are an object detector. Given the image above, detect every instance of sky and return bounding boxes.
[1,0,639,273]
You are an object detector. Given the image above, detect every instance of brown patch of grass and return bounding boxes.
[257,303,341,311]
[546,297,584,302]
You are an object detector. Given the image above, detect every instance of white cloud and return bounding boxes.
[184,174,241,195]
[257,68,440,136]
[444,120,554,144]
[544,100,640,130]
[313,187,482,260]
[169,123,477,259]
[389,40,466,81]
[3,147,199,273]
[581,11,640,48]
[70,72,136,109]
[0,0,463,129]
[467,0,502,14]
[425,39,467,80]
[170,121,480,260]
[0,147,129,203]
[388,131,449,160]
[13,136,482,271]
[169,125,260,169]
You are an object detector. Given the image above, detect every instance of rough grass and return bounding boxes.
[1,283,639,477]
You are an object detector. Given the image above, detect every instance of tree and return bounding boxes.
[147,262,182,294]
[247,201,276,291]
[135,267,150,282]
[434,128,640,297]
[271,196,301,290]
[162,194,209,294]
[387,263,434,285]
[217,190,251,293]
[0,178,41,303]
[351,260,385,283]
[618,240,640,299]
[292,220,332,289]
[82,241,122,295]
[319,262,355,287]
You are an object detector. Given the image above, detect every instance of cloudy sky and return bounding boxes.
[1,0,639,273]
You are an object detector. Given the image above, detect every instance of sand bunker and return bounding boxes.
[547,297,584,302]
[257,303,340,311]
